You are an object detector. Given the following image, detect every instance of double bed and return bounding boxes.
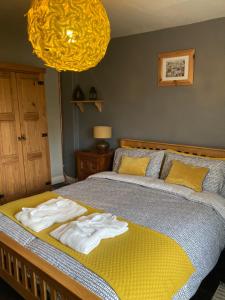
[0,139,225,300]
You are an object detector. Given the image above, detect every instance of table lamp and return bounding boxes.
[93,126,112,153]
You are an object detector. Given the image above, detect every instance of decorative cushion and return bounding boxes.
[165,160,209,192]
[118,156,151,176]
[113,148,164,178]
[161,150,225,194]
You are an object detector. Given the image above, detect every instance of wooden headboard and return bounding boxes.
[120,139,225,159]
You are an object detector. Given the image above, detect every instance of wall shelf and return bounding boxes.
[71,100,104,112]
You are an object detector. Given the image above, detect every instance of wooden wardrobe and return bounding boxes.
[0,63,51,203]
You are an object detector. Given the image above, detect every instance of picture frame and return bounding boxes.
[158,49,195,87]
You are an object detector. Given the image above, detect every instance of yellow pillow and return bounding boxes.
[165,160,209,192]
[118,156,151,176]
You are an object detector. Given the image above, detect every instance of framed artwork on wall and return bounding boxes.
[158,49,195,87]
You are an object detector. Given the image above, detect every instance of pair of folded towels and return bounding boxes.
[51,213,129,254]
[15,197,128,254]
[15,197,87,232]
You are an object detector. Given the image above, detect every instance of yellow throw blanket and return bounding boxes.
[0,192,195,300]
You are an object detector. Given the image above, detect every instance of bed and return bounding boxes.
[0,138,225,300]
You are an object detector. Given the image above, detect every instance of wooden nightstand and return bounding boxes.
[75,150,114,181]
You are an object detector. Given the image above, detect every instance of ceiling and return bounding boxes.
[103,0,225,37]
[1,0,225,37]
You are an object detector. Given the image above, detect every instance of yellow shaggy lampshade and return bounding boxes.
[27,0,111,72]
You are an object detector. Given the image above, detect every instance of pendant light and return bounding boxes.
[27,0,111,72]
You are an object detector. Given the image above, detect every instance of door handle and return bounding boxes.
[18,135,26,141]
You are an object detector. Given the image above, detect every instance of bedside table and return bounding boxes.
[75,150,114,181]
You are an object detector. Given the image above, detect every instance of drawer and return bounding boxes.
[79,158,98,172]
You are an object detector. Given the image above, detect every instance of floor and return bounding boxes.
[191,250,225,300]
[0,250,224,300]
[0,279,23,300]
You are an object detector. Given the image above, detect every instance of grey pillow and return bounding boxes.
[221,184,225,198]
[161,151,225,194]
[113,148,165,178]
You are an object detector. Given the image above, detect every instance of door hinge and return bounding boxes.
[42,133,48,137]
[38,81,44,86]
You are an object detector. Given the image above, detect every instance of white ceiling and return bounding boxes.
[103,0,225,37]
[1,0,225,38]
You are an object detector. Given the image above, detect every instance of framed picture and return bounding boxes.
[158,49,195,87]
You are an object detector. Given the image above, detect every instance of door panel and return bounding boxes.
[0,72,26,201]
[16,73,51,195]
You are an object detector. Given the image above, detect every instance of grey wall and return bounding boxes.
[0,5,64,183]
[61,72,80,178]
[62,17,225,177]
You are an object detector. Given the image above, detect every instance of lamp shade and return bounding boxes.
[27,0,110,72]
[93,126,112,139]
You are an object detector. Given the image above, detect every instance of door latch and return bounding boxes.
[18,135,26,141]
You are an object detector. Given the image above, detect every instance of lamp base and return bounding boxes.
[96,140,109,153]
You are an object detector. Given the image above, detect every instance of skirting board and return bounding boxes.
[51,175,65,185]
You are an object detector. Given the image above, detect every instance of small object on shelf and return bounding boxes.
[76,150,114,181]
[93,126,112,153]
[89,87,97,100]
[71,100,104,112]
[73,85,85,100]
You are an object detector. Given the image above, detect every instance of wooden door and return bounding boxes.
[16,72,51,195]
[0,71,26,202]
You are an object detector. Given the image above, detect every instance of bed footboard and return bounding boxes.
[0,232,99,300]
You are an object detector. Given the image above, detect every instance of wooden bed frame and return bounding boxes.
[120,139,225,158]
[1,138,225,300]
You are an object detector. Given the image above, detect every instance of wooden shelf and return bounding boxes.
[71,100,104,112]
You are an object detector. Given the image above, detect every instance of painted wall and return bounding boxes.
[62,17,225,177]
[0,6,64,183]
[61,72,80,178]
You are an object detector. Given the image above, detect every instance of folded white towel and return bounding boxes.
[50,213,128,254]
[15,197,87,232]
